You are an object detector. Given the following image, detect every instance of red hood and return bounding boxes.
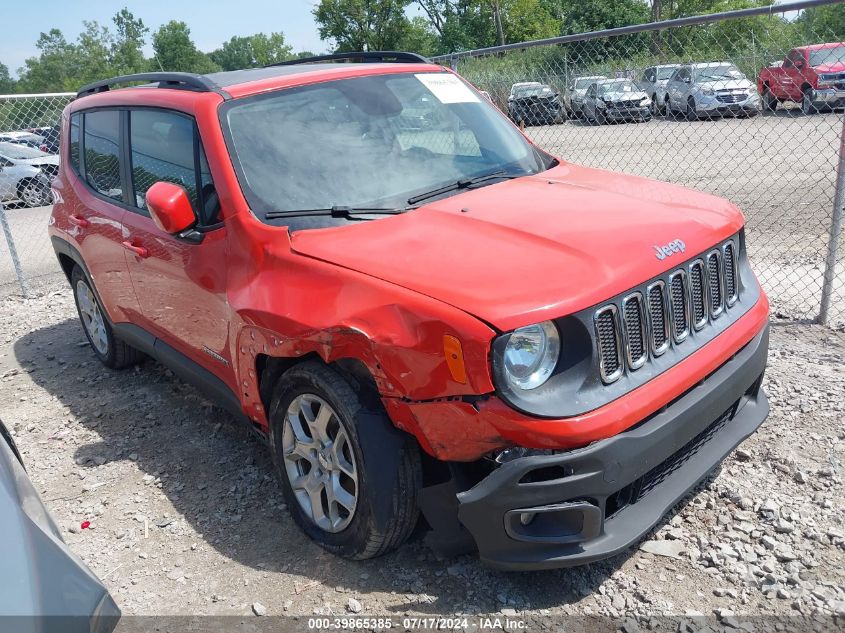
[289,163,744,331]
[812,62,845,73]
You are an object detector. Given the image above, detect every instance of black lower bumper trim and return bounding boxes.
[455,325,770,571]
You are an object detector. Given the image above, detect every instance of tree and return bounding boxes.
[210,33,294,70]
[797,3,845,41]
[313,0,412,51]
[502,0,559,43]
[398,16,440,56]
[111,8,149,75]
[17,29,82,92]
[0,62,16,93]
[151,21,219,73]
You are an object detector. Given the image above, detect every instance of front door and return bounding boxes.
[119,108,233,386]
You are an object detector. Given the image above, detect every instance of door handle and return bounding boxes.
[121,240,149,258]
[68,214,90,228]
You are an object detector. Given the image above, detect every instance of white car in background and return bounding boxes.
[0,141,57,207]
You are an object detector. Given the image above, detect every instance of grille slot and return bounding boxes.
[688,260,707,330]
[594,306,623,383]
[723,241,738,306]
[647,281,670,356]
[707,250,724,317]
[668,271,689,343]
[622,293,647,370]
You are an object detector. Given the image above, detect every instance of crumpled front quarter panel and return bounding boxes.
[225,216,497,428]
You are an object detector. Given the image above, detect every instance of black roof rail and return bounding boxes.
[76,72,231,100]
[268,51,431,67]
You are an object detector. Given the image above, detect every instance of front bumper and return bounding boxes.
[455,325,769,571]
[697,94,760,114]
[604,106,651,120]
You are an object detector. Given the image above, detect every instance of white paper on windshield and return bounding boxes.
[416,73,480,104]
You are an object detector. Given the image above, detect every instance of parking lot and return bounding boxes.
[1,281,843,624]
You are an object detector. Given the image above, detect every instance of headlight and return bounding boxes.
[702,88,714,96]
[818,76,834,86]
[501,321,560,390]
[640,97,651,106]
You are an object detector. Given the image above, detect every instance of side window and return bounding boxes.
[83,110,123,201]
[129,110,198,214]
[69,114,81,172]
[644,69,654,82]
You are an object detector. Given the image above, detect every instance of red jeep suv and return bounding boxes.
[49,52,770,570]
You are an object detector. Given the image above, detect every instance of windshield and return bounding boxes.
[222,72,551,219]
[598,80,637,94]
[809,45,845,66]
[575,77,601,89]
[695,65,744,82]
[0,141,48,159]
[513,84,551,97]
[656,67,677,80]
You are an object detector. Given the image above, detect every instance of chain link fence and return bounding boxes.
[437,0,845,327]
[0,92,74,298]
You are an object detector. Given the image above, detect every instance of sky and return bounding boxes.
[0,0,328,77]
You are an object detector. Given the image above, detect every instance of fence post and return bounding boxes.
[0,201,29,297]
[819,116,845,325]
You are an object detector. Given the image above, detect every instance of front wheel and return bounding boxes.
[687,97,698,121]
[762,87,778,112]
[18,179,51,207]
[269,361,421,560]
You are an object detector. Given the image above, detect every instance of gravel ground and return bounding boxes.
[1,290,844,628]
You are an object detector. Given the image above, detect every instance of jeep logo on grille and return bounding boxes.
[654,239,686,260]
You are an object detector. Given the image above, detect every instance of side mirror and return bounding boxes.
[145,181,196,234]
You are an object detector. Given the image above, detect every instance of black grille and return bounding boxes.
[689,262,706,327]
[595,308,621,381]
[708,252,722,313]
[724,242,737,301]
[623,295,646,367]
[648,284,668,352]
[636,402,737,500]
[670,274,688,339]
[592,236,741,384]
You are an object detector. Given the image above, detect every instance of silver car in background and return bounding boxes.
[638,64,680,114]
[565,75,607,117]
[582,78,652,124]
[665,62,761,120]
[0,141,57,207]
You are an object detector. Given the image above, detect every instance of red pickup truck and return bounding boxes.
[758,42,845,113]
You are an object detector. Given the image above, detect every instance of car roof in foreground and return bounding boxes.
[75,60,446,104]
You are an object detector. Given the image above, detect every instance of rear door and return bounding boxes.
[63,110,139,321]
[119,108,234,386]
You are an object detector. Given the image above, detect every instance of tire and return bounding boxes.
[665,97,676,119]
[650,95,659,116]
[762,87,778,112]
[802,87,818,115]
[686,97,698,121]
[268,361,421,560]
[595,110,607,125]
[18,178,51,208]
[70,266,143,369]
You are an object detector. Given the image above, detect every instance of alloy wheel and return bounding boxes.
[21,182,47,207]
[282,394,359,533]
[76,279,109,355]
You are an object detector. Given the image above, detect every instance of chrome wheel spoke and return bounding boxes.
[282,393,359,533]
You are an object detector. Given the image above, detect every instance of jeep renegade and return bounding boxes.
[49,52,770,570]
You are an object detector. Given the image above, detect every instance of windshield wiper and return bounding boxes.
[264,206,408,220]
[407,170,523,206]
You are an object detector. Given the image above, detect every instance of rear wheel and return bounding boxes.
[762,86,778,112]
[802,87,818,115]
[269,361,421,560]
[70,266,142,369]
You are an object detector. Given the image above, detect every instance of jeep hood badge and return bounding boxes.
[654,239,686,260]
